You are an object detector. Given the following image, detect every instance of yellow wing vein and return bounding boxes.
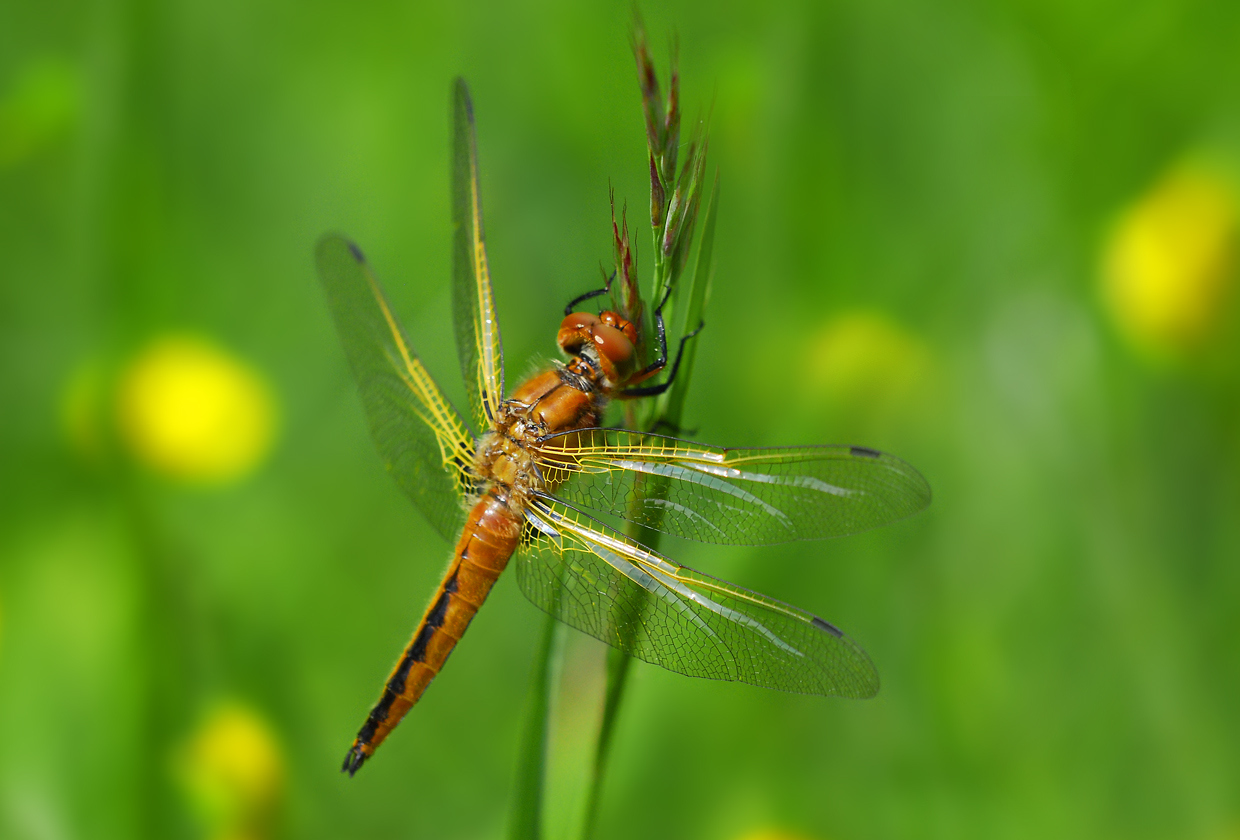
[366,272,473,471]
[470,169,502,421]
[554,511,839,669]
[530,503,735,673]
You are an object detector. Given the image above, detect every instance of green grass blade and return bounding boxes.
[579,641,634,839]
[579,171,719,840]
[662,169,719,426]
[578,27,717,839]
[509,608,561,840]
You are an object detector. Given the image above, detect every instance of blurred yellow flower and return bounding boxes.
[1102,161,1238,357]
[733,830,817,840]
[178,702,285,840]
[116,336,276,483]
[805,310,931,409]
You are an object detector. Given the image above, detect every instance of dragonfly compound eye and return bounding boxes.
[592,324,635,378]
[599,311,638,345]
[558,312,600,354]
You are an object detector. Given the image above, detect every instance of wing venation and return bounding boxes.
[316,234,476,542]
[452,78,505,429]
[513,497,879,698]
[535,429,930,545]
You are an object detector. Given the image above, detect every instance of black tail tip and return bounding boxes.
[342,745,368,777]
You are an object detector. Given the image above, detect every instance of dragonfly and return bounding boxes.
[317,79,931,776]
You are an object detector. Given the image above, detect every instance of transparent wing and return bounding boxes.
[452,78,505,429]
[515,496,879,698]
[316,234,477,542]
[534,429,931,546]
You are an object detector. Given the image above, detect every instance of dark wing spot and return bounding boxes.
[348,240,365,262]
[811,616,844,638]
[850,446,880,459]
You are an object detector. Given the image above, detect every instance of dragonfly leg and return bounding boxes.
[620,281,675,386]
[621,319,705,398]
[564,269,615,315]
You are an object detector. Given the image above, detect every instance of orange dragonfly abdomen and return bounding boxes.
[342,486,521,775]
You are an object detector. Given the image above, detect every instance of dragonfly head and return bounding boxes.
[558,310,638,382]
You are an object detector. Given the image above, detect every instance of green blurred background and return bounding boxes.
[3,0,1240,838]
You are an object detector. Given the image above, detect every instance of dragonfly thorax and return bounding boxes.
[475,361,611,510]
[474,425,543,510]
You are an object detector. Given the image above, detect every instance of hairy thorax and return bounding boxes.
[473,358,608,513]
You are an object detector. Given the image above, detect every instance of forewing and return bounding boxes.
[452,78,505,429]
[316,234,476,542]
[515,497,879,698]
[535,429,931,545]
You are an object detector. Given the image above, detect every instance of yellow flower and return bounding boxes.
[805,310,931,410]
[178,702,285,840]
[116,336,276,483]
[1102,161,1238,357]
[733,831,818,840]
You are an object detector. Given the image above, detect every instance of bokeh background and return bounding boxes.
[3,0,1239,838]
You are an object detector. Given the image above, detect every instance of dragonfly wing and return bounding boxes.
[452,78,505,429]
[316,234,477,542]
[515,496,879,698]
[535,429,930,546]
